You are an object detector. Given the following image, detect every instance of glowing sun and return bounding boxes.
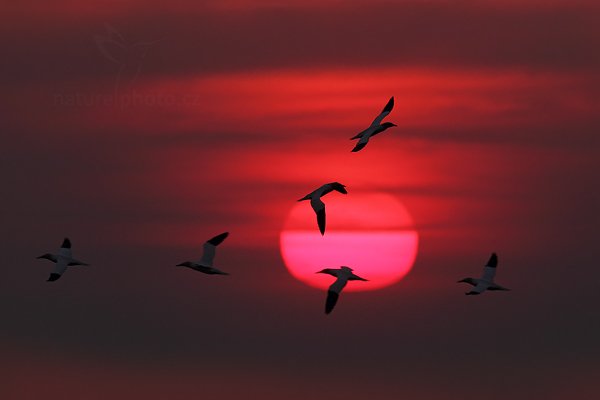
[279,192,418,291]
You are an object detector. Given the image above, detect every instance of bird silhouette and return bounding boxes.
[458,253,510,295]
[350,96,397,152]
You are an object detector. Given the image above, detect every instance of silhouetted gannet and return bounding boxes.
[350,96,397,152]
[36,238,89,282]
[176,232,230,275]
[316,266,368,314]
[298,182,347,235]
[458,253,510,295]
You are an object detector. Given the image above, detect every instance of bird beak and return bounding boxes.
[176,263,185,267]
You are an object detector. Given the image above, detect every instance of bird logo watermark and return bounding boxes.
[93,24,160,92]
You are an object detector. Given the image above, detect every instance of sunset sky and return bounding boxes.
[2,1,599,399]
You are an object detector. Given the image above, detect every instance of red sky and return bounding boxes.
[1,1,599,399]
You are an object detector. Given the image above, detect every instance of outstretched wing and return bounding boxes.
[351,135,369,152]
[319,182,346,197]
[47,259,68,282]
[330,182,347,195]
[325,291,339,314]
[481,253,498,282]
[58,238,72,258]
[200,232,229,266]
[316,208,326,235]
[349,273,368,281]
[310,197,326,235]
[325,277,348,314]
[200,243,216,266]
[207,232,229,246]
[370,97,394,127]
[466,282,487,295]
[488,284,510,291]
[329,277,348,295]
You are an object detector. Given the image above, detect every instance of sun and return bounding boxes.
[279,192,418,291]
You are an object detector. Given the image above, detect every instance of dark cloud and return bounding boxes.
[1,2,599,87]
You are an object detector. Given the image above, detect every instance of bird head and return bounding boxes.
[382,122,397,128]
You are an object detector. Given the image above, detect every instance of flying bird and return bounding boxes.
[36,238,90,282]
[298,182,348,235]
[176,232,230,275]
[457,253,510,295]
[317,266,368,314]
[350,96,397,152]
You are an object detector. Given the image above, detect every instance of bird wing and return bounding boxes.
[207,232,229,246]
[348,273,368,281]
[67,258,89,266]
[298,193,312,201]
[329,276,348,295]
[311,197,326,235]
[199,243,216,266]
[466,282,488,295]
[351,135,370,152]
[488,283,509,291]
[48,258,68,282]
[199,232,229,266]
[207,267,229,275]
[316,208,326,235]
[58,243,72,259]
[325,291,339,314]
[325,277,348,314]
[319,182,347,197]
[318,184,333,197]
[330,182,348,195]
[370,97,394,127]
[481,253,498,282]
